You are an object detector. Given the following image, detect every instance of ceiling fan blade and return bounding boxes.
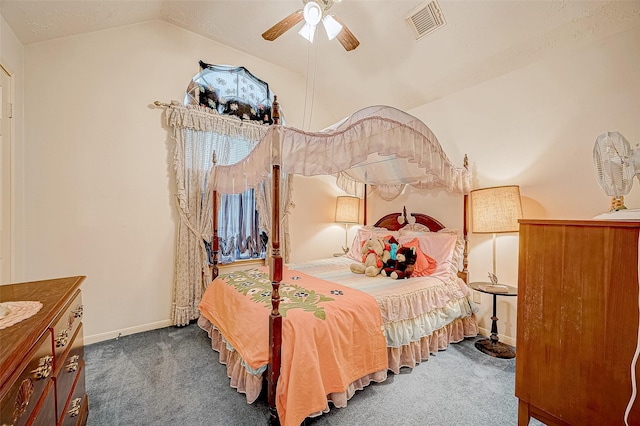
[262,10,304,41]
[333,16,360,51]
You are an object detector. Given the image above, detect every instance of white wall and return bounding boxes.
[396,26,640,343]
[21,21,336,343]
[13,18,640,346]
[1,14,25,283]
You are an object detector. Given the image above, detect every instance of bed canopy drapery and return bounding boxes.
[208,104,471,198]
[206,101,472,423]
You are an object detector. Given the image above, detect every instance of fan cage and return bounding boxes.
[593,131,635,197]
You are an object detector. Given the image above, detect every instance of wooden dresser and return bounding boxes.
[0,276,88,426]
[516,220,640,425]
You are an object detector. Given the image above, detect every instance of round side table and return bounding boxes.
[469,282,518,359]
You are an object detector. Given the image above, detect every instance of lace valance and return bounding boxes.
[166,102,270,142]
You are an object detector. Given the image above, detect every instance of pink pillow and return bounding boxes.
[398,232,459,280]
[400,240,437,277]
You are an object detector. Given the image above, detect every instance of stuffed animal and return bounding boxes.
[381,246,417,279]
[381,236,399,273]
[384,236,399,262]
[350,237,387,277]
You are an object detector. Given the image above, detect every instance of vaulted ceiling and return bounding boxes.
[2,1,639,115]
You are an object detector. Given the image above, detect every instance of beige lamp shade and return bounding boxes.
[470,185,523,233]
[335,196,360,223]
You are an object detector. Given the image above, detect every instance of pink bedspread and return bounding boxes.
[199,266,388,426]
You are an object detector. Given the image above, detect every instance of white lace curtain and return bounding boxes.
[218,188,262,263]
[167,103,273,326]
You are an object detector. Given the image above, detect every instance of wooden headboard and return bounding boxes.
[372,206,469,283]
[373,207,446,232]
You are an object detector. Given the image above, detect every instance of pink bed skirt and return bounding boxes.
[197,312,478,411]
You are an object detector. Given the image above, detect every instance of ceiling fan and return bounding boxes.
[261,0,360,51]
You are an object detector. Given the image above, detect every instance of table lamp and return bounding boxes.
[335,196,360,254]
[470,185,523,281]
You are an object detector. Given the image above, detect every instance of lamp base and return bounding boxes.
[474,338,516,359]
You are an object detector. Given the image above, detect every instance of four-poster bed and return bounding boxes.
[198,99,477,425]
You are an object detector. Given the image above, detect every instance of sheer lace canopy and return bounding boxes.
[209,105,470,200]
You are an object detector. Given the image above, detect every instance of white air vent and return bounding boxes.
[404,0,446,41]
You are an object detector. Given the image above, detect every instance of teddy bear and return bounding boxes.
[381,245,417,279]
[350,237,389,277]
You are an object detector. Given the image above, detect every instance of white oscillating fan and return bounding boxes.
[593,131,640,219]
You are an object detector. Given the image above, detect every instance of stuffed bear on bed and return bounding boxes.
[350,237,389,277]
[381,245,417,279]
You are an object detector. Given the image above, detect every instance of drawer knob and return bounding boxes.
[55,329,69,348]
[68,304,83,328]
[67,397,82,417]
[31,355,53,380]
[72,304,83,319]
[66,355,80,373]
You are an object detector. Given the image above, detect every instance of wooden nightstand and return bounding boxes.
[469,281,517,359]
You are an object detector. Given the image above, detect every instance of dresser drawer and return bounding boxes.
[0,331,53,426]
[50,291,83,366]
[27,379,56,426]
[54,323,84,423]
[60,362,87,426]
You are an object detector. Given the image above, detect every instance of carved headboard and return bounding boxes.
[372,206,469,283]
[373,207,445,232]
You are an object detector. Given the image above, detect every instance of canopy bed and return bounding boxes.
[196,99,478,426]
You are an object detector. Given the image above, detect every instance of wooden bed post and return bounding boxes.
[462,154,469,283]
[272,95,280,125]
[363,183,367,226]
[268,97,283,425]
[211,152,219,281]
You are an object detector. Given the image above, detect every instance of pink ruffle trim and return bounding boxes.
[387,313,478,374]
[197,315,263,403]
[198,312,478,410]
[376,279,467,322]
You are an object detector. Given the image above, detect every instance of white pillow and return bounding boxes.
[439,228,465,276]
[398,223,432,236]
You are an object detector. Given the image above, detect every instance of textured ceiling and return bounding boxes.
[2,0,640,117]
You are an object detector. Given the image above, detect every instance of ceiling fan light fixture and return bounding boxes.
[303,1,322,26]
[263,0,359,51]
[322,15,343,40]
[298,22,316,43]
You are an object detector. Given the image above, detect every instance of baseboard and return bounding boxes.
[86,321,515,348]
[84,319,173,345]
[477,326,516,348]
